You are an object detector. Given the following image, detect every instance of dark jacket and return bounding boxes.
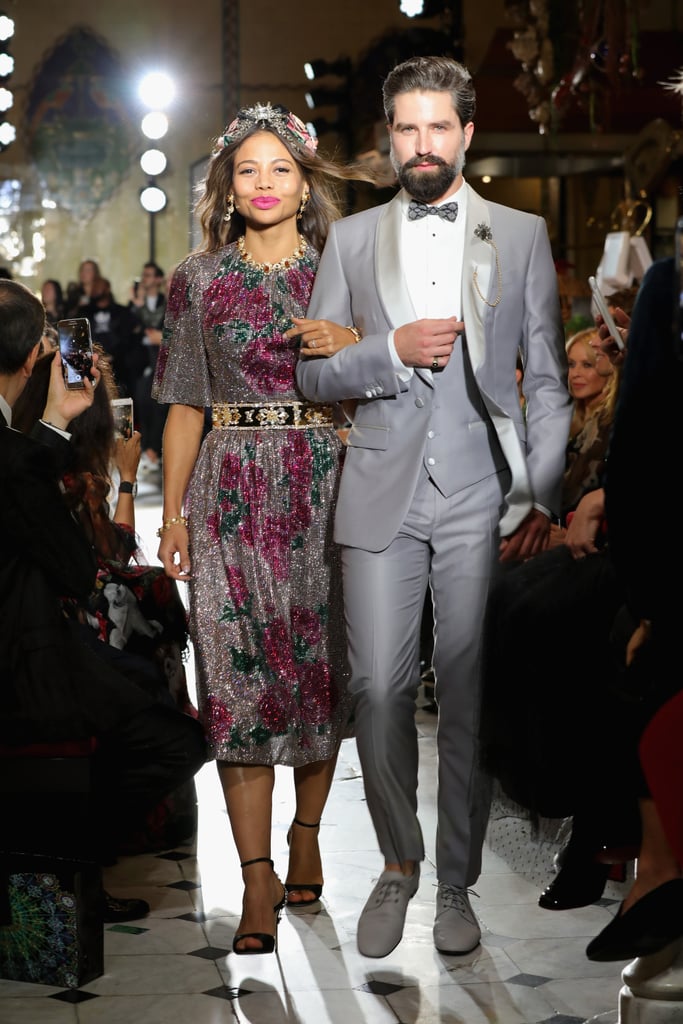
[0,416,152,742]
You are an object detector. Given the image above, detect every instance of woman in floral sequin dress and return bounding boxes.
[153,104,374,954]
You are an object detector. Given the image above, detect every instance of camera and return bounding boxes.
[57,318,94,389]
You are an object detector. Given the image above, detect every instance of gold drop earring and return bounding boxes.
[297,190,310,220]
[224,193,235,223]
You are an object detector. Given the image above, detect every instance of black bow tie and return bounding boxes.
[408,200,459,222]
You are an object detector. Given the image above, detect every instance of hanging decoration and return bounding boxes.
[505,0,642,134]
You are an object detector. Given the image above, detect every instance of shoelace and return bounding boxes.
[437,885,478,919]
[371,879,407,907]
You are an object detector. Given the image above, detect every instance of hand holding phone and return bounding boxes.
[588,276,624,351]
[57,318,94,388]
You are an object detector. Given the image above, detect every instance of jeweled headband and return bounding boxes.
[221,103,318,154]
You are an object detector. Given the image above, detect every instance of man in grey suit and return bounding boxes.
[295,55,571,959]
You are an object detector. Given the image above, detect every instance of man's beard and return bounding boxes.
[392,140,466,203]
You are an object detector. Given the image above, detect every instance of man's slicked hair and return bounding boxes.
[382,55,476,128]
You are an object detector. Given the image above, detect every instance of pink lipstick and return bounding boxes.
[251,197,279,209]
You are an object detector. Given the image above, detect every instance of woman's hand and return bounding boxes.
[158,521,191,581]
[286,317,360,357]
[114,431,142,481]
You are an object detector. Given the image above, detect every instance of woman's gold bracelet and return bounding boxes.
[346,325,362,344]
[156,515,188,537]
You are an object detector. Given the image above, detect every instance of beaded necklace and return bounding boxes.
[236,234,307,273]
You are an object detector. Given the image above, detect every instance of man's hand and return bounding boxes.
[42,350,101,431]
[564,488,605,558]
[499,508,551,563]
[394,317,461,370]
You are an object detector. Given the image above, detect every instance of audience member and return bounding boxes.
[41,278,65,327]
[129,261,167,477]
[13,346,199,852]
[85,276,145,399]
[546,326,618,547]
[586,255,683,961]
[64,258,101,316]
[0,279,207,917]
[480,320,631,911]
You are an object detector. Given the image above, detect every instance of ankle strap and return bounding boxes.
[292,817,320,829]
[240,857,274,869]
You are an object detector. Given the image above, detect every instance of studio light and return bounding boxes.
[304,57,351,81]
[140,185,167,213]
[140,148,167,176]
[305,86,347,111]
[138,68,173,262]
[0,14,14,42]
[0,10,14,152]
[138,71,175,110]
[399,0,451,15]
[141,111,169,140]
[0,120,15,146]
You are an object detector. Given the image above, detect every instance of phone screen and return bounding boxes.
[112,397,134,439]
[58,318,93,389]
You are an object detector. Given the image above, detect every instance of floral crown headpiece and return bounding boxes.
[221,103,318,155]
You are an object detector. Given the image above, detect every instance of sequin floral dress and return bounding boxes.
[152,241,351,766]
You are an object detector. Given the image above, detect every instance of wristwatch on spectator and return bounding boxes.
[119,480,138,497]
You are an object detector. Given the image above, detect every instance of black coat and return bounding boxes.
[0,416,152,742]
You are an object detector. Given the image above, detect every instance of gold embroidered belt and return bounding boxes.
[212,401,334,430]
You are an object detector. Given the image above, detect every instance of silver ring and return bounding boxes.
[310,340,316,349]
[431,357,439,370]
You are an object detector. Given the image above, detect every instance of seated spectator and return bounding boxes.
[0,279,207,915]
[586,256,683,961]
[480,320,631,913]
[13,347,198,851]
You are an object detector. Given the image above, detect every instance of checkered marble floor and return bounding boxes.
[0,494,631,1023]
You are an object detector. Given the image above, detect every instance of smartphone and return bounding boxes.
[57,317,94,389]
[588,276,624,351]
[112,397,134,439]
[132,278,140,298]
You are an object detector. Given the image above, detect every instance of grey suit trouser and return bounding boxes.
[342,466,506,886]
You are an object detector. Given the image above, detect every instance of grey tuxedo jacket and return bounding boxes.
[296,184,572,552]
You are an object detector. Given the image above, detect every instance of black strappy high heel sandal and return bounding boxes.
[232,857,286,955]
[285,818,323,907]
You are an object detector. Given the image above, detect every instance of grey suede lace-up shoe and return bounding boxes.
[357,867,420,958]
[433,884,481,955]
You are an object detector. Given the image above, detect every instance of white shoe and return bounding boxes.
[357,867,420,958]
[433,884,481,955]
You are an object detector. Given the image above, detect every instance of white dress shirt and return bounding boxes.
[389,181,468,378]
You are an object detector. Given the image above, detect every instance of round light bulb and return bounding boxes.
[139,72,175,110]
[140,148,167,176]
[141,111,168,140]
[140,185,167,213]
